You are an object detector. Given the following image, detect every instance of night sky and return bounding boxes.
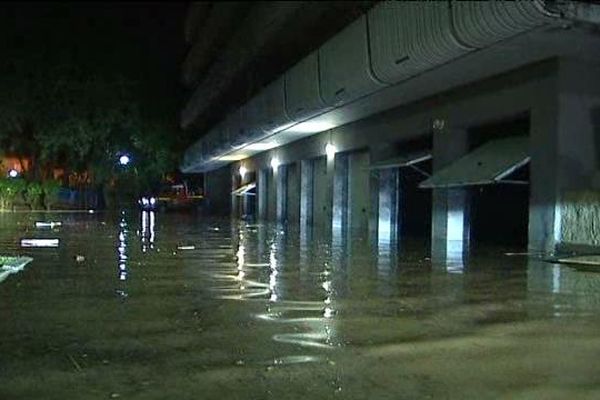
[1,1,188,132]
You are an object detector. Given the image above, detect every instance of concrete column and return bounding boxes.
[377,168,400,243]
[312,156,334,234]
[276,164,287,222]
[231,172,240,219]
[332,153,349,236]
[300,160,314,227]
[268,166,277,221]
[286,162,300,225]
[432,188,470,262]
[257,169,268,220]
[431,126,470,263]
[529,58,600,253]
[348,151,371,234]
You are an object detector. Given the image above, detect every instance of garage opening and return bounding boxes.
[420,117,530,252]
[468,118,530,250]
[370,135,432,244]
[232,171,256,220]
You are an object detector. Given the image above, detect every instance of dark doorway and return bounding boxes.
[399,159,432,240]
[468,116,530,250]
[469,165,529,249]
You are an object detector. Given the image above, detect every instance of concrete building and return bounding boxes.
[181,1,600,260]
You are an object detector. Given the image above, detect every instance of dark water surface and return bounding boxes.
[1,211,600,399]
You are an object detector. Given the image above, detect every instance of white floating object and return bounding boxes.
[0,256,34,283]
[20,239,60,248]
[177,245,196,250]
[35,221,62,228]
[88,209,95,214]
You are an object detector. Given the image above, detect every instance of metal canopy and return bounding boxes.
[232,182,257,196]
[419,136,529,189]
[368,151,432,170]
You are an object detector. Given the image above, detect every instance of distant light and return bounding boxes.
[239,166,247,178]
[8,169,18,178]
[270,158,280,170]
[150,197,156,205]
[246,142,278,151]
[325,143,337,160]
[119,155,130,165]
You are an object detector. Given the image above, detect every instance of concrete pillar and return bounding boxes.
[432,188,470,262]
[300,160,314,227]
[377,168,400,243]
[258,169,268,220]
[286,162,300,224]
[348,151,371,234]
[332,153,349,236]
[268,166,277,221]
[529,58,600,253]
[231,172,240,219]
[276,165,287,222]
[431,126,470,263]
[312,156,333,234]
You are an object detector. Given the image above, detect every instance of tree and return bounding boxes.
[0,4,181,208]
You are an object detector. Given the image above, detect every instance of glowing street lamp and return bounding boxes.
[118,154,131,166]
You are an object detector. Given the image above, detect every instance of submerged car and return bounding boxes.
[138,195,157,211]
[138,183,203,212]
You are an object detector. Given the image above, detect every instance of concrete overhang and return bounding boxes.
[181,2,600,174]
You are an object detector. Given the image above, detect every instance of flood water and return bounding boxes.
[2,211,600,399]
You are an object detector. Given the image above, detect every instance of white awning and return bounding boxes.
[232,182,256,196]
[419,136,529,189]
[368,151,432,170]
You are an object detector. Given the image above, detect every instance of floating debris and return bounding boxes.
[177,245,196,250]
[20,238,59,248]
[35,221,62,228]
[0,256,34,283]
[75,255,85,263]
[66,354,82,372]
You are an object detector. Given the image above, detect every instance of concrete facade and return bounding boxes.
[217,56,600,259]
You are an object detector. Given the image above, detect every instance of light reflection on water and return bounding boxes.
[2,213,600,398]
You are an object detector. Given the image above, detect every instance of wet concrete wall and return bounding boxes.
[560,191,600,248]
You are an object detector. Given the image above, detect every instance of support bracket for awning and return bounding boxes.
[367,151,432,173]
[419,136,529,189]
[231,182,256,196]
